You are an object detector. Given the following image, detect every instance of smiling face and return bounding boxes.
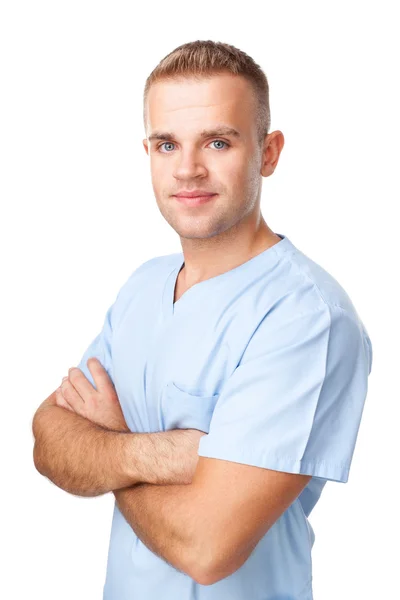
[143,72,282,240]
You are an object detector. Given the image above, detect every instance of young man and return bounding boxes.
[32,40,373,600]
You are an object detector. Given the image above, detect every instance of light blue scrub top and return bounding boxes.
[77,233,373,600]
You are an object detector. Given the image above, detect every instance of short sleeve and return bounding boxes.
[197,305,372,483]
[74,255,164,389]
[75,300,116,389]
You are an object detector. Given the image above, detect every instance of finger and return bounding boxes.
[61,376,85,409]
[68,366,97,400]
[87,357,115,395]
[55,386,75,412]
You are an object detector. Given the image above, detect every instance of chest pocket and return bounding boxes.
[160,381,220,433]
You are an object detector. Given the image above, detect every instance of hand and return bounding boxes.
[55,358,130,433]
[179,428,207,484]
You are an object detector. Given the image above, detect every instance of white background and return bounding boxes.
[1,1,398,598]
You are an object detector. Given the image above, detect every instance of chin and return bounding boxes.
[165,211,228,239]
[176,225,224,240]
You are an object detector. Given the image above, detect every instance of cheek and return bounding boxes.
[241,154,262,189]
[150,172,168,204]
[150,162,162,187]
[149,155,165,180]
[222,159,257,194]
[224,149,255,179]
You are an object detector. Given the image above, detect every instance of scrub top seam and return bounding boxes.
[272,245,363,315]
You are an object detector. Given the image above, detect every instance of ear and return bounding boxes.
[143,139,149,155]
[260,131,285,177]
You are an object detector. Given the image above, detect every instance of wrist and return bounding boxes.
[117,431,142,486]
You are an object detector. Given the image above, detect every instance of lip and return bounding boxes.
[174,190,216,198]
[175,193,217,207]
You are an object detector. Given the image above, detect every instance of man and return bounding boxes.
[32,40,373,599]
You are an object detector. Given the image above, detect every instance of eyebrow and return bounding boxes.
[147,126,241,143]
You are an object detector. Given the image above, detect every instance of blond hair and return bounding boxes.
[143,40,271,146]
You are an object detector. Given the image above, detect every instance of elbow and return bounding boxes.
[194,562,246,587]
[191,564,232,587]
[184,540,217,586]
[187,566,215,586]
[192,564,234,587]
[187,545,237,587]
[192,570,219,587]
[190,540,253,586]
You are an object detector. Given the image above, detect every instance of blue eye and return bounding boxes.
[159,142,175,152]
[157,139,230,153]
[210,140,229,150]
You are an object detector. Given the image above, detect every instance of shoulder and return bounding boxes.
[269,237,368,328]
[250,237,372,370]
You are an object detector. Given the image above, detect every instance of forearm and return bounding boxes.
[113,483,205,582]
[33,406,202,496]
[32,405,132,497]
[123,428,202,486]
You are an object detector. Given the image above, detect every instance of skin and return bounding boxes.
[57,71,286,431]
[142,72,285,298]
[56,358,130,432]
[46,73,311,585]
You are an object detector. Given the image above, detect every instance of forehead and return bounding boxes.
[145,73,257,138]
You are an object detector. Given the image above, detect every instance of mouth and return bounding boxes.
[174,193,218,207]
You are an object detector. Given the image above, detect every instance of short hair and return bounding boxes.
[143,40,271,146]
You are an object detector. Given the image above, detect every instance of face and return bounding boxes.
[143,73,283,240]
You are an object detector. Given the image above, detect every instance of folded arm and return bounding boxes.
[32,390,203,497]
[114,458,312,585]
[114,483,200,579]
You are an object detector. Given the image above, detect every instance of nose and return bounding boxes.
[173,149,208,181]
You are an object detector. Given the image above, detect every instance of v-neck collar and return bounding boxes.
[162,260,185,319]
[161,233,294,319]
